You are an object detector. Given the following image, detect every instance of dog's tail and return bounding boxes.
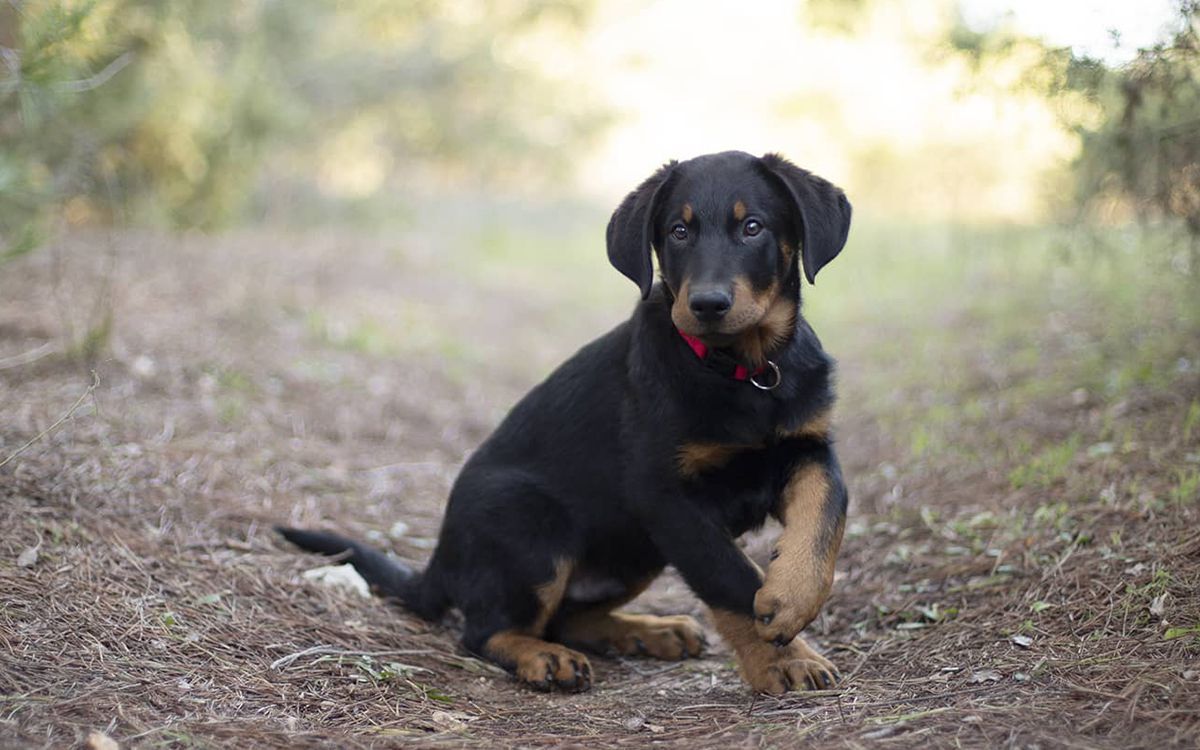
[275,526,447,620]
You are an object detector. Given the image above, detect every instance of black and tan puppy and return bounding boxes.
[279,150,852,694]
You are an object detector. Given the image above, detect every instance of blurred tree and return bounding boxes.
[945,1,1200,265]
[1069,3,1200,247]
[0,0,604,257]
[0,0,130,259]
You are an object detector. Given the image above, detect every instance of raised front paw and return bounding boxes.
[753,573,826,646]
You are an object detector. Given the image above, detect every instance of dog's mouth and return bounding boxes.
[670,302,767,342]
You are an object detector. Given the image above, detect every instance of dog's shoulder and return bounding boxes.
[771,316,836,436]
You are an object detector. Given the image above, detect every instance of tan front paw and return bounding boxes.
[741,638,840,695]
[752,575,825,646]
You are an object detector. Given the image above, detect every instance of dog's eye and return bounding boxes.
[743,219,762,237]
[671,224,688,241]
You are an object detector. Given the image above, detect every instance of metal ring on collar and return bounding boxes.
[750,360,781,391]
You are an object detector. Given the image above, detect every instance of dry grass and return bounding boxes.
[1,229,1198,748]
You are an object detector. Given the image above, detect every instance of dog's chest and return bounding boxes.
[675,386,781,445]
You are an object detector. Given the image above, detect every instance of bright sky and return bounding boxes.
[960,0,1183,63]
[568,0,1184,221]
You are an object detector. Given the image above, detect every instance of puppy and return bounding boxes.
[280,150,852,694]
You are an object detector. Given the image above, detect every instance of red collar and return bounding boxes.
[676,329,766,382]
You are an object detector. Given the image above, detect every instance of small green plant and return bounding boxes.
[1031,501,1070,529]
[1170,468,1200,505]
[1009,434,1081,489]
[347,655,431,684]
[1165,625,1200,640]
[910,424,934,458]
[217,396,245,425]
[1184,400,1200,443]
[63,310,114,363]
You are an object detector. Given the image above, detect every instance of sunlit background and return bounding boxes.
[2,0,1195,233]
[3,0,1199,395]
[1,0,1198,379]
[578,0,1179,221]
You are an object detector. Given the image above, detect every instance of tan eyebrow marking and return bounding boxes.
[681,203,694,223]
[733,200,747,221]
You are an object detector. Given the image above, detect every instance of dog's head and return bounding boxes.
[607,151,851,346]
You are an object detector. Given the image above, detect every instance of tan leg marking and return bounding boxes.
[753,464,844,645]
[531,559,573,634]
[561,612,706,660]
[711,610,839,695]
[558,573,705,660]
[483,559,592,691]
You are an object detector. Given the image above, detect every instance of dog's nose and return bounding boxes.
[688,288,732,322]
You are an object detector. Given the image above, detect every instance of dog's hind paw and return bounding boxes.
[514,644,593,693]
[609,613,706,660]
[560,612,707,660]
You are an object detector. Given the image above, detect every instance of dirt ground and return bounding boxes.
[1,229,1198,748]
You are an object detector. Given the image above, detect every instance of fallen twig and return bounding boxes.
[0,341,57,371]
[0,370,98,470]
[269,644,435,671]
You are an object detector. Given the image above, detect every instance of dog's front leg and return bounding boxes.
[635,497,837,694]
[752,446,848,647]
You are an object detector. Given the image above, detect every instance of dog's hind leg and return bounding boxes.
[551,573,706,661]
[460,557,594,692]
[446,474,594,692]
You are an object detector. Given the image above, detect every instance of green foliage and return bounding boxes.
[945,2,1200,260]
[0,0,604,255]
[1068,3,1200,244]
[804,0,873,35]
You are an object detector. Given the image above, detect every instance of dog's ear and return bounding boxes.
[606,161,677,299]
[760,153,852,284]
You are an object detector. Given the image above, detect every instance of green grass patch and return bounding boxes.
[1010,434,1081,490]
[1184,400,1200,443]
[1170,468,1200,505]
[1165,625,1200,641]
